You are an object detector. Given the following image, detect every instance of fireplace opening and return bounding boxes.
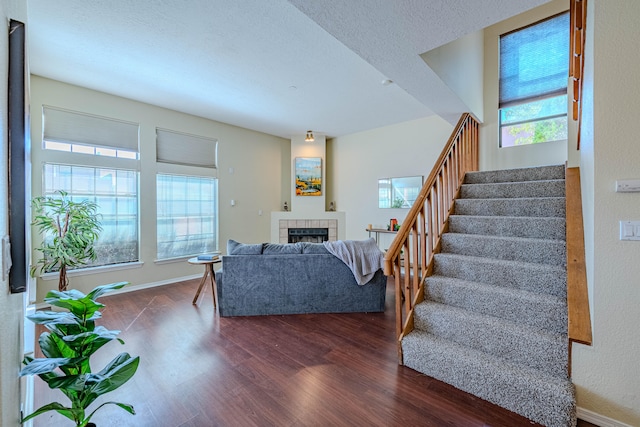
[288,227,329,243]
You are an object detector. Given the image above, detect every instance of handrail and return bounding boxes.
[570,0,587,149]
[565,166,592,347]
[384,113,479,363]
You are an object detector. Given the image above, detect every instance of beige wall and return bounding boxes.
[422,30,485,122]
[330,116,453,249]
[1,1,28,426]
[572,0,640,425]
[30,76,289,301]
[480,0,569,171]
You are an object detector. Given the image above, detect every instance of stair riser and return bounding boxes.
[454,197,566,217]
[433,254,567,297]
[413,303,568,377]
[441,233,566,267]
[460,180,565,199]
[402,332,576,427]
[448,215,566,240]
[426,276,568,334]
[464,165,565,184]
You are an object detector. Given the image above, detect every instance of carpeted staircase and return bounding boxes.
[401,164,576,427]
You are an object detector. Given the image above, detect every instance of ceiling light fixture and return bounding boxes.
[305,130,315,142]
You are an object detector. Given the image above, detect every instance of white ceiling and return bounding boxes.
[27,0,550,139]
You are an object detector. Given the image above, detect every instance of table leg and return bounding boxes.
[192,267,209,305]
[208,264,218,310]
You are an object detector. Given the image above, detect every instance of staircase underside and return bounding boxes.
[401,164,576,427]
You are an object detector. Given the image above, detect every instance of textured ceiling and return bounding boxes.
[27,0,550,139]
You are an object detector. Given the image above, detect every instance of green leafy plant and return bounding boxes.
[31,190,102,291]
[392,197,405,208]
[20,282,140,427]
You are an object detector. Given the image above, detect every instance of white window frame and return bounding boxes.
[498,12,570,148]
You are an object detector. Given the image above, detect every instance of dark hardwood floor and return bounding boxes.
[33,278,597,427]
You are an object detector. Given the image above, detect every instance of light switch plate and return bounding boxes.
[620,221,640,240]
[615,180,640,192]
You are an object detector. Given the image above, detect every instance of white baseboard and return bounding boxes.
[578,406,634,427]
[107,274,201,296]
[21,375,34,427]
[34,274,201,310]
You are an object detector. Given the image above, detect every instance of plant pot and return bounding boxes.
[87,423,96,427]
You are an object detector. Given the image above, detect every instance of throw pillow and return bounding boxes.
[263,243,302,254]
[227,239,263,255]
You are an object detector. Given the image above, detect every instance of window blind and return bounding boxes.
[43,106,139,151]
[499,12,569,108]
[156,128,217,168]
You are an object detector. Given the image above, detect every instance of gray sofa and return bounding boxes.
[215,240,387,317]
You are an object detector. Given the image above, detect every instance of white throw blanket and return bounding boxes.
[323,238,384,285]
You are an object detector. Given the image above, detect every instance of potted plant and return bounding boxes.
[20,282,140,427]
[31,190,102,292]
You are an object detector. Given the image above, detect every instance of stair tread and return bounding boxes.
[413,301,568,377]
[448,215,565,238]
[449,214,565,221]
[457,195,566,202]
[433,252,567,298]
[402,330,575,427]
[434,252,565,272]
[454,196,566,218]
[415,300,567,343]
[426,275,568,334]
[460,179,565,199]
[441,232,566,267]
[426,275,567,310]
[464,165,566,184]
[444,231,565,244]
[404,329,572,386]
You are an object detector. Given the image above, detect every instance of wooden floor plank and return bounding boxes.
[32,277,593,427]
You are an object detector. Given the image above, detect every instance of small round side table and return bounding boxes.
[188,257,221,308]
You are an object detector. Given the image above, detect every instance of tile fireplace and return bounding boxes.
[278,219,337,244]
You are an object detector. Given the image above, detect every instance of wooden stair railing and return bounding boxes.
[566,166,592,357]
[383,113,479,364]
[570,0,587,149]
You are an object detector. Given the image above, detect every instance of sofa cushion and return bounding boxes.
[227,239,263,255]
[300,242,330,254]
[263,243,302,254]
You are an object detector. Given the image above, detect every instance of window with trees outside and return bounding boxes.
[499,12,570,147]
[42,164,139,268]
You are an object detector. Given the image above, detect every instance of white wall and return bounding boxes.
[330,116,453,249]
[289,134,327,214]
[1,2,28,426]
[572,1,640,425]
[421,30,484,123]
[30,76,289,301]
[480,0,569,172]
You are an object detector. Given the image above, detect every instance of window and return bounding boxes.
[156,174,218,260]
[43,164,139,268]
[499,12,569,147]
[41,107,140,269]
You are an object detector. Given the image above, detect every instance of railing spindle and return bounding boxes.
[383,113,480,364]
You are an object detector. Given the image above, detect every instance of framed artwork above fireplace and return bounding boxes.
[295,157,322,196]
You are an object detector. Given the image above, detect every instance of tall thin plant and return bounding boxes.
[31,190,102,291]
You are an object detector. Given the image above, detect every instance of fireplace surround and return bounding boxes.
[278,219,337,244]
